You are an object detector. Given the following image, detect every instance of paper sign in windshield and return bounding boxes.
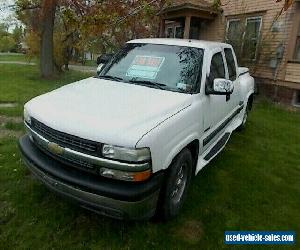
[126,56,165,80]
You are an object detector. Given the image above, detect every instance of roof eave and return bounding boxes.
[158,3,219,16]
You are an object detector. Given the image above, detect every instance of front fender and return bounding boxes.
[136,98,203,173]
[240,74,255,106]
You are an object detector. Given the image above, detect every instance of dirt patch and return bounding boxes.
[0,201,16,225]
[0,115,23,139]
[174,220,204,244]
[0,129,23,139]
[0,102,18,108]
[0,115,22,124]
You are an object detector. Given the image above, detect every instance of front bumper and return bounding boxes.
[19,135,164,220]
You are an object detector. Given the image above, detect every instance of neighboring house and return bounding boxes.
[159,0,300,106]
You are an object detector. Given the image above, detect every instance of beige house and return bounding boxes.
[159,0,300,106]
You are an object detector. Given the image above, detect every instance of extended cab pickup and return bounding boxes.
[19,39,254,220]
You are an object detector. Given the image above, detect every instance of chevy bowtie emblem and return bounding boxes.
[48,142,64,155]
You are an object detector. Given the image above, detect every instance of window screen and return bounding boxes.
[224,48,237,81]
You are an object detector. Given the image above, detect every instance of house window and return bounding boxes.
[226,19,243,58]
[226,16,262,61]
[294,90,300,106]
[243,17,262,60]
[294,28,300,61]
[166,27,174,38]
[175,26,184,39]
[165,26,183,39]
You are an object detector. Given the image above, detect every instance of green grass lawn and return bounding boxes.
[0,63,299,249]
[0,53,97,67]
[0,53,36,63]
[82,59,97,67]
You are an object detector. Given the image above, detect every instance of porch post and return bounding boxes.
[183,15,191,39]
[159,18,165,38]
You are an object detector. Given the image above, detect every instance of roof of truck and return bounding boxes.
[127,38,231,50]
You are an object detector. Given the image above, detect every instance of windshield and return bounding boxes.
[100,43,204,93]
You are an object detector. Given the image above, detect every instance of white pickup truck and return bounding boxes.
[19,38,254,220]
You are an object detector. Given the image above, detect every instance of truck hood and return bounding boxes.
[25,77,192,147]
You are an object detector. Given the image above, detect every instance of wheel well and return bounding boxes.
[185,140,199,176]
[248,94,254,111]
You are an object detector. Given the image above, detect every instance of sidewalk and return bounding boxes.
[0,61,35,65]
[0,61,96,73]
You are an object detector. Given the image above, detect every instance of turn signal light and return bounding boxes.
[99,168,152,182]
[132,169,152,182]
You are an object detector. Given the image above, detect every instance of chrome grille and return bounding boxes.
[34,141,98,174]
[31,118,101,156]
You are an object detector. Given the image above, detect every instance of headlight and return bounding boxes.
[24,107,31,125]
[102,144,151,162]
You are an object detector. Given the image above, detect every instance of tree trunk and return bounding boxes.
[40,0,57,78]
[157,0,166,38]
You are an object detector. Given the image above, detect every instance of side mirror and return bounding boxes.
[207,78,234,95]
[96,64,105,75]
[96,53,113,65]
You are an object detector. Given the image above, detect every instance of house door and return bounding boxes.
[189,17,201,39]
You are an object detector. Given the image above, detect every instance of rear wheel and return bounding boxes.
[159,148,193,220]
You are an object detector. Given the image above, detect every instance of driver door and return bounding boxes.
[203,49,233,149]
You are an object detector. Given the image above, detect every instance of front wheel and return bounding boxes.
[159,148,193,220]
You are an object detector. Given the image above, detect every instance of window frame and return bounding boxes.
[207,51,226,85]
[225,19,242,42]
[293,27,300,61]
[242,16,263,61]
[165,25,184,39]
[175,25,184,39]
[166,27,174,38]
[293,90,300,107]
[226,16,263,61]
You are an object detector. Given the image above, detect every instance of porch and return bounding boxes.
[158,1,218,39]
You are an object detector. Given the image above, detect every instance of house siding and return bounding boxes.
[162,0,300,105]
[202,1,298,81]
[285,63,300,83]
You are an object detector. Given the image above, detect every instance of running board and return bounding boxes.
[203,132,231,161]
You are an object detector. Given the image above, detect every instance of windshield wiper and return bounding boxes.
[98,75,124,82]
[129,79,167,90]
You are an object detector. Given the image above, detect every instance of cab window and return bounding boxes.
[207,52,225,87]
[224,48,237,81]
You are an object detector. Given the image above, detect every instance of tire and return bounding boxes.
[237,102,249,131]
[159,148,193,220]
